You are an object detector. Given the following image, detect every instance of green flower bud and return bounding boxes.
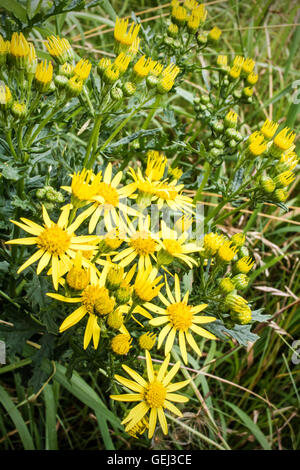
[230,307,252,324]
[238,246,249,258]
[261,175,276,193]
[110,87,123,101]
[219,277,235,294]
[213,139,225,149]
[122,81,136,96]
[115,286,131,305]
[212,121,224,133]
[11,101,27,118]
[196,33,207,46]
[146,75,159,89]
[274,188,288,202]
[54,74,68,88]
[232,274,249,290]
[107,310,124,330]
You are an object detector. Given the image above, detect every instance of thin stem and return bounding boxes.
[193,161,211,204]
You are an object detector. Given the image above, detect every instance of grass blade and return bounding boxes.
[225,401,271,450]
[0,385,35,450]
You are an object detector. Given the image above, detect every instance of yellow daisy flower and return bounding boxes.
[110,350,190,438]
[153,180,195,214]
[157,221,202,268]
[47,264,111,349]
[79,163,138,233]
[147,274,216,364]
[61,168,102,208]
[113,216,160,270]
[6,204,99,290]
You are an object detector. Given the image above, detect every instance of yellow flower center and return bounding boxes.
[163,239,182,255]
[130,231,157,255]
[37,224,71,255]
[144,381,166,408]
[97,182,119,208]
[167,302,193,331]
[81,285,108,314]
[66,267,90,290]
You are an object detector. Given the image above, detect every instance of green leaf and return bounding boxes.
[0,385,35,450]
[43,384,58,450]
[0,0,27,22]
[208,320,259,346]
[225,401,272,450]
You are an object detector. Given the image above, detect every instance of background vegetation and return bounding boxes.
[0,0,299,450]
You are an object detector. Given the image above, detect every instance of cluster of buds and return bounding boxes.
[161,1,221,63]
[201,231,254,325]
[244,119,298,205]
[98,25,181,100]
[36,185,65,211]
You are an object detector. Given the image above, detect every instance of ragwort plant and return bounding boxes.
[0,0,298,442]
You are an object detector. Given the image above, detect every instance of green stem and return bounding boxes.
[85,114,103,169]
[5,129,18,160]
[193,161,211,204]
[26,104,62,147]
[99,96,153,155]
[141,94,161,130]
[213,200,249,226]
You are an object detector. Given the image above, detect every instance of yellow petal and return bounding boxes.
[7,237,37,245]
[36,251,51,275]
[110,393,143,402]
[148,407,157,439]
[122,365,147,388]
[157,407,168,435]
[190,324,217,340]
[114,375,144,393]
[164,327,176,356]
[165,393,189,403]
[179,330,188,365]
[164,400,182,417]
[17,249,44,274]
[59,306,87,332]
[145,350,154,382]
[162,361,181,387]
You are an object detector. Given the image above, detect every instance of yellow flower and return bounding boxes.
[127,416,149,439]
[279,150,298,172]
[147,274,216,364]
[157,221,202,268]
[260,119,279,140]
[202,232,225,257]
[133,55,155,80]
[225,110,238,127]
[0,83,12,110]
[110,350,190,438]
[35,60,53,92]
[153,180,194,214]
[113,216,159,270]
[27,43,37,74]
[79,163,138,233]
[247,72,258,85]
[217,55,228,67]
[171,6,188,25]
[234,256,254,274]
[274,170,295,187]
[114,52,131,74]
[6,204,99,290]
[229,65,241,80]
[150,62,164,77]
[0,34,10,61]
[114,17,141,49]
[208,26,222,42]
[145,150,167,181]
[273,127,296,152]
[133,266,163,303]
[111,334,132,355]
[10,32,30,67]
[139,332,156,350]
[242,58,255,74]
[217,241,238,263]
[168,166,183,180]
[47,264,110,349]
[74,58,92,81]
[66,251,90,290]
[61,168,102,208]
[45,35,74,64]
[248,132,267,156]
